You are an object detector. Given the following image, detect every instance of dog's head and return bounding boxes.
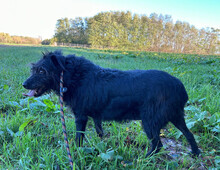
[23,50,66,97]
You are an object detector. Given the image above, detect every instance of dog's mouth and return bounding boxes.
[23,88,45,97]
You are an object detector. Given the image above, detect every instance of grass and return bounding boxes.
[0,45,219,169]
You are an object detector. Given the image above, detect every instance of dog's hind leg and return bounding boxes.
[75,116,88,147]
[171,114,200,156]
[142,118,163,157]
[93,118,104,138]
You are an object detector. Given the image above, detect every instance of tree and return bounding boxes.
[53,11,220,54]
[69,17,88,44]
[54,18,70,43]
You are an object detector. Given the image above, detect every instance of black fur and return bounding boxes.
[23,51,200,157]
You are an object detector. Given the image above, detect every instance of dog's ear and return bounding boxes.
[51,55,66,71]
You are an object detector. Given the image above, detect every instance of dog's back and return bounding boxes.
[71,68,188,121]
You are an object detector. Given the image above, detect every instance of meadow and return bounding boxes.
[0,45,219,169]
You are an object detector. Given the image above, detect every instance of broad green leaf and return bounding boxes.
[43,99,55,107]
[3,85,9,90]
[100,153,113,161]
[215,156,220,166]
[8,101,21,108]
[43,99,56,112]
[115,155,123,160]
[19,118,37,132]
[198,98,206,103]
[100,150,115,161]
[212,125,220,133]
[79,147,95,154]
[96,141,106,151]
[209,114,217,124]
[186,120,196,129]
[197,111,208,121]
[175,130,183,139]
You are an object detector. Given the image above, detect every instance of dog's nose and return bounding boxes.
[23,82,28,88]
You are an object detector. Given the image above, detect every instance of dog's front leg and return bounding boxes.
[75,116,88,147]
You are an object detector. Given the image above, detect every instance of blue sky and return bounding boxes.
[0,0,219,39]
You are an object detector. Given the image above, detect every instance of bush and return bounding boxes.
[41,39,51,45]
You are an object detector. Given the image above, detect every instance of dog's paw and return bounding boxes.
[190,149,201,158]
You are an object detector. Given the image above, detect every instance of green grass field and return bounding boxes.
[0,45,219,169]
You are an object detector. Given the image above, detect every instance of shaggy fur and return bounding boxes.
[23,50,200,157]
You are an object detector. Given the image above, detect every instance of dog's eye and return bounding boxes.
[39,69,45,74]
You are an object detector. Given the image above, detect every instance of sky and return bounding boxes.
[0,0,219,40]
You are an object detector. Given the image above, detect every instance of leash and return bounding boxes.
[60,71,73,170]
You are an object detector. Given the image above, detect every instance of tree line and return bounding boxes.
[0,33,41,45]
[54,11,219,54]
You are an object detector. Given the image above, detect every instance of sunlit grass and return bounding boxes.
[0,46,219,169]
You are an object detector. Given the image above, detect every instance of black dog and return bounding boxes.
[23,51,200,157]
